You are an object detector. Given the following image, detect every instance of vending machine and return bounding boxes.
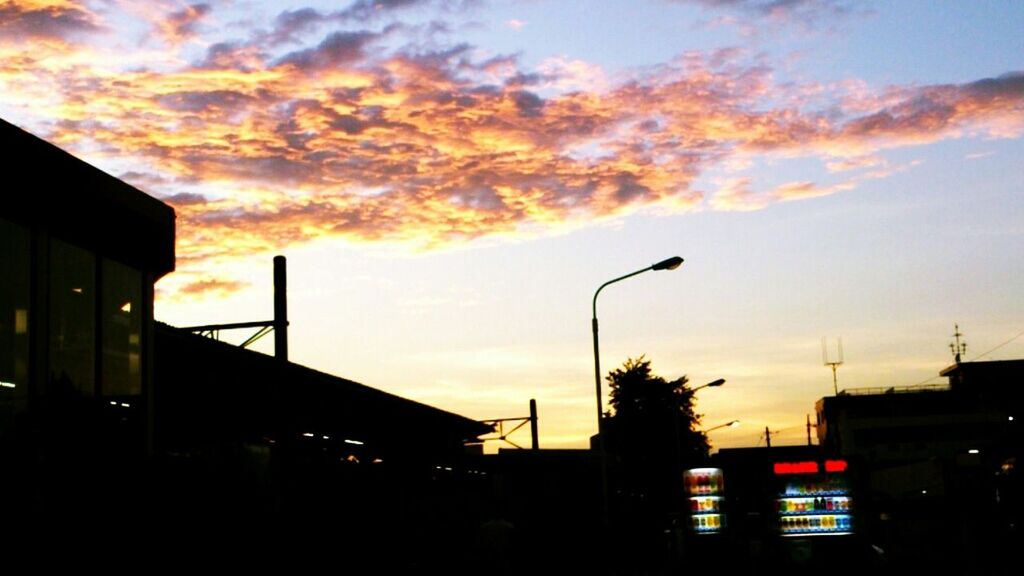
[684,467,726,535]
[773,459,854,537]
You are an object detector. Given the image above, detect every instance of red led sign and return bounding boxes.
[824,459,848,473]
[773,461,819,475]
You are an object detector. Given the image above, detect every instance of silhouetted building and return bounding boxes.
[1,120,493,560]
[816,360,1021,493]
[1,118,175,517]
[154,322,491,517]
[815,359,1023,572]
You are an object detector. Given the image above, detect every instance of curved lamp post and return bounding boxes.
[592,255,683,527]
[705,419,741,433]
[691,378,725,393]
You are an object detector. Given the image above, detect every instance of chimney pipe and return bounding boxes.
[530,399,539,450]
[274,255,288,361]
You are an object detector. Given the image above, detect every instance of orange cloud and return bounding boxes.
[1,7,1021,281]
[0,0,102,40]
[173,277,249,298]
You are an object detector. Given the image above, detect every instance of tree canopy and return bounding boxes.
[603,356,710,521]
[605,355,710,462]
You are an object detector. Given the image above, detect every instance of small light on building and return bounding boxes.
[14,310,27,334]
[968,449,980,454]
[0,381,17,389]
[921,490,928,495]
[372,458,383,464]
[120,301,132,313]
[120,402,130,408]
[322,435,330,440]
[344,439,364,445]
[1010,416,1015,422]
[110,401,118,405]
[72,287,83,294]
[302,432,315,438]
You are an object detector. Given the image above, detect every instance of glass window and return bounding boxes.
[49,238,96,399]
[101,258,142,398]
[0,217,30,439]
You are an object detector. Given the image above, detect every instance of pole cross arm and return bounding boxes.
[180,320,282,349]
[479,416,532,449]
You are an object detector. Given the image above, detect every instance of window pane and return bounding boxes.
[49,239,95,399]
[102,258,141,398]
[0,217,30,439]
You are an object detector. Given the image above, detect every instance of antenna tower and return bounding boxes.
[822,337,843,395]
[950,324,967,363]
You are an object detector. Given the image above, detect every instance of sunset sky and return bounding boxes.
[2,0,1022,450]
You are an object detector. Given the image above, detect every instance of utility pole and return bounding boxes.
[765,426,772,448]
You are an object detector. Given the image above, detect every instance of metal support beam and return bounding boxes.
[479,412,535,450]
[178,256,291,353]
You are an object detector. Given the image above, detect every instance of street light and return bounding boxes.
[691,378,726,393]
[705,419,741,433]
[592,255,683,527]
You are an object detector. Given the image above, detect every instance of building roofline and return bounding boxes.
[1,117,175,277]
[155,322,493,439]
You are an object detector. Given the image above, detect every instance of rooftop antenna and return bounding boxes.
[950,324,967,364]
[822,337,843,395]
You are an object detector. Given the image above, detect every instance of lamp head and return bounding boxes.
[706,378,726,388]
[652,256,684,271]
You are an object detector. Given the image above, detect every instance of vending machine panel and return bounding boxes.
[684,467,726,534]
[774,459,853,536]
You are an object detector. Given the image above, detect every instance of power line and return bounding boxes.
[969,329,1024,361]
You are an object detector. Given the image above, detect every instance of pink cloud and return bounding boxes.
[825,155,883,172]
[1,9,1020,277]
[158,3,211,46]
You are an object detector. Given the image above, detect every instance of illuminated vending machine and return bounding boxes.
[684,467,726,535]
[774,459,854,537]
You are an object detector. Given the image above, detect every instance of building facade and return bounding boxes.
[1,118,176,518]
[814,359,1022,572]
[1,120,493,547]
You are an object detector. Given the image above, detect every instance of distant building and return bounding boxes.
[816,359,1021,489]
[815,358,1022,571]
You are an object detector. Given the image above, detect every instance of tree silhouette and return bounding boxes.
[603,356,709,524]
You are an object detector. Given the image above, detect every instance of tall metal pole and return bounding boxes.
[591,256,683,529]
[592,313,610,527]
[529,399,539,451]
[273,255,288,361]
